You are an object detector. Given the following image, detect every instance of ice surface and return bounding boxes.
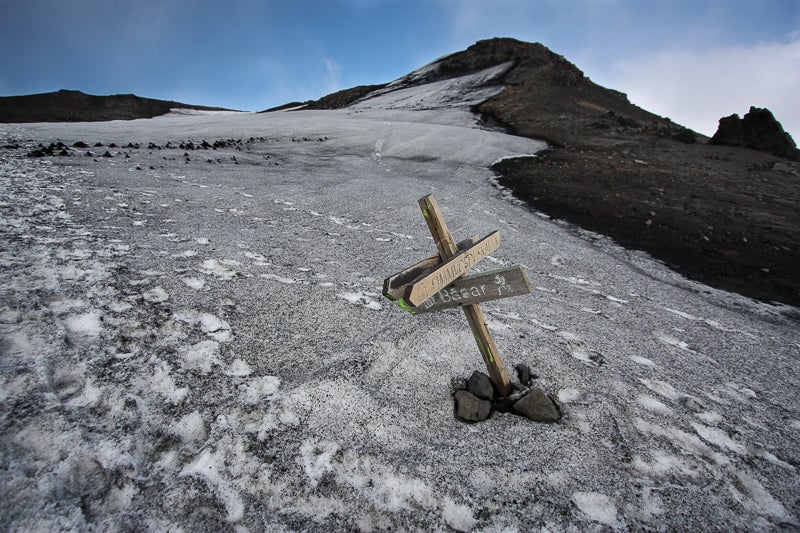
[0,69,798,531]
[350,62,514,111]
[571,491,621,528]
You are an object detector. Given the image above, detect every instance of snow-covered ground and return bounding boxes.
[1,68,799,531]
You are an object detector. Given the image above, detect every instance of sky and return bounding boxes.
[1,0,798,138]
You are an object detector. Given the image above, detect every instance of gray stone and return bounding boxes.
[514,363,533,387]
[513,389,560,422]
[454,390,492,422]
[466,370,494,401]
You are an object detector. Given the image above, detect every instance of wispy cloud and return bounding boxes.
[607,38,800,139]
[323,59,343,94]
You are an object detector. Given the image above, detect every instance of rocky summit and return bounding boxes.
[710,106,799,160]
[465,39,799,309]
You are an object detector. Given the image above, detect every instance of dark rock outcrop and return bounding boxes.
[402,38,585,89]
[709,106,799,160]
[301,84,387,110]
[514,363,533,387]
[0,90,234,123]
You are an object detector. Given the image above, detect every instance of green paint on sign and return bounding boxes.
[397,299,417,315]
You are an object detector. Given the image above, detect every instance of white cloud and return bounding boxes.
[607,39,800,139]
[323,59,342,94]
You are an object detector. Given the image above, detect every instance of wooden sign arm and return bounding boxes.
[400,231,500,307]
[382,235,480,301]
[397,266,531,314]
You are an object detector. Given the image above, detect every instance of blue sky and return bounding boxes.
[1,0,798,137]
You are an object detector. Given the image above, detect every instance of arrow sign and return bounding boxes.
[382,235,479,301]
[399,265,531,314]
[401,230,500,307]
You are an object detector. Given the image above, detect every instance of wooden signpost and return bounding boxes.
[383,194,532,397]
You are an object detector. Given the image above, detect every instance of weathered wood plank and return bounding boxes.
[419,195,458,258]
[382,235,479,301]
[462,304,512,397]
[401,230,500,307]
[398,265,531,314]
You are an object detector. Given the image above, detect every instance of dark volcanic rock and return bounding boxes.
[451,38,800,309]
[710,114,747,146]
[0,89,234,123]
[466,371,494,401]
[514,363,533,387]
[491,393,524,414]
[473,38,664,145]
[302,84,388,110]
[710,107,799,160]
[454,390,491,422]
[513,390,560,422]
[261,101,311,112]
[411,38,585,88]
[672,128,697,144]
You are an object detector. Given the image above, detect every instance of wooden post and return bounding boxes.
[418,195,513,396]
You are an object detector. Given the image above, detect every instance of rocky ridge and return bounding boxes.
[710,106,799,160]
[0,89,234,123]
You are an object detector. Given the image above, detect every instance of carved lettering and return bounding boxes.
[441,289,451,303]
[402,231,500,306]
[399,266,530,314]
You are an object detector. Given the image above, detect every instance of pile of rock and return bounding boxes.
[26,142,71,157]
[709,106,799,160]
[453,368,561,423]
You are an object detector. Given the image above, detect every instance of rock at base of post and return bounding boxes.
[454,390,492,422]
[466,370,494,401]
[514,363,536,387]
[453,365,562,424]
[513,389,561,422]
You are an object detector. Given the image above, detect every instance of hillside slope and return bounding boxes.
[472,39,800,308]
[0,89,235,122]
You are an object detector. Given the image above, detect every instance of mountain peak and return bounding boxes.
[297,39,589,112]
[430,38,584,85]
